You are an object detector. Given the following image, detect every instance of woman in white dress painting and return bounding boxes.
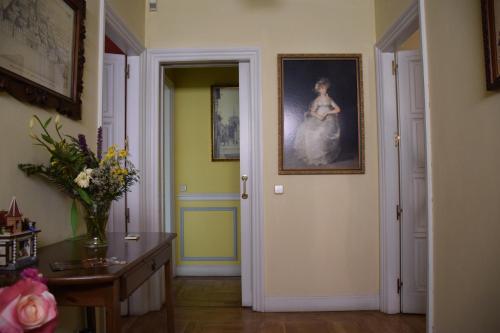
[293,78,342,166]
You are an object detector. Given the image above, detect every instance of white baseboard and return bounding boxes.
[175,265,241,277]
[264,295,380,312]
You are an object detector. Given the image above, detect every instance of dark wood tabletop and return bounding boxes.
[1,232,177,333]
[36,232,176,285]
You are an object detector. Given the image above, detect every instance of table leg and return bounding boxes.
[105,280,121,333]
[85,307,96,332]
[165,260,175,333]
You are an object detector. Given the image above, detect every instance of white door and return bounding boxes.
[102,53,126,232]
[239,61,252,307]
[397,50,428,314]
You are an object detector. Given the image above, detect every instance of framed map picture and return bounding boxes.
[278,54,365,174]
[0,0,86,119]
[211,85,239,161]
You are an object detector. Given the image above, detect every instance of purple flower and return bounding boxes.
[97,127,103,161]
[20,268,48,284]
[78,134,89,154]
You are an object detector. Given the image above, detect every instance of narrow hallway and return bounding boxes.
[122,277,425,333]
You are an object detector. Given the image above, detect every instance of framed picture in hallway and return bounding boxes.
[481,0,500,90]
[211,85,240,161]
[0,0,86,119]
[278,54,365,174]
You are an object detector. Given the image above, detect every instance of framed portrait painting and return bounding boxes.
[278,54,364,174]
[211,85,239,161]
[0,0,86,119]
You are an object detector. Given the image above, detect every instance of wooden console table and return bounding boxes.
[36,232,176,333]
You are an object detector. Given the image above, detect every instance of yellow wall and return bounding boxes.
[169,67,240,194]
[149,0,379,297]
[168,67,240,266]
[375,0,415,38]
[398,29,421,51]
[423,0,500,332]
[106,0,146,44]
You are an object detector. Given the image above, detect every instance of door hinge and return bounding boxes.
[125,64,130,79]
[125,207,130,224]
[396,204,403,221]
[397,278,403,294]
[394,133,400,147]
[392,60,398,76]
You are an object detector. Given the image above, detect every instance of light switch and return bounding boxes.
[179,184,187,192]
[274,185,284,194]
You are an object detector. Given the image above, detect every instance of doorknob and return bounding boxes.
[241,175,248,199]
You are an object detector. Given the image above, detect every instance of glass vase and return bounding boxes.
[84,203,111,248]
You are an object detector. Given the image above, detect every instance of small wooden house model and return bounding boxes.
[0,197,40,270]
[0,197,24,234]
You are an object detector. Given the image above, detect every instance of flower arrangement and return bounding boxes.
[0,268,57,333]
[18,116,139,247]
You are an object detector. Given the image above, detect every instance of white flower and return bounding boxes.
[74,168,93,188]
[55,115,61,125]
[29,117,35,129]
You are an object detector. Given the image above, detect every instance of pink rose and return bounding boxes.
[0,276,57,333]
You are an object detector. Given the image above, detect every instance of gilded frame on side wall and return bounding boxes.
[0,0,86,120]
[481,0,500,90]
[211,85,240,161]
[278,54,365,175]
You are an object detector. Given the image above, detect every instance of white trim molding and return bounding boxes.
[144,48,264,311]
[177,193,240,201]
[105,1,144,55]
[418,0,434,331]
[264,295,379,312]
[375,1,419,52]
[176,265,241,277]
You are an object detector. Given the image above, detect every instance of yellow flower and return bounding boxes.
[119,149,128,158]
[29,117,35,129]
[104,145,117,161]
[55,115,61,125]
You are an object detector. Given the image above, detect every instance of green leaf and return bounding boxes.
[70,200,78,238]
[41,134,54,144]
[77,188,92,205]
[44,117,52,128]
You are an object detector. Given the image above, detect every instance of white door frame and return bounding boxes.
[144,48,264,311]
[102,2,146,234]
[375,1,434,331]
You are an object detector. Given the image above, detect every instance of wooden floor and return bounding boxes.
[122,277,425,333]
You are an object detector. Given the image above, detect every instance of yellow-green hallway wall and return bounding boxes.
[167,67,241,268]
[148,0,379,298]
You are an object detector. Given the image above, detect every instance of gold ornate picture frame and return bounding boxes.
[278,54,365,174]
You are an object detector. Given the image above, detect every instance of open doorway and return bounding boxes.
[144,48,263,311]
[163,65,243,304]
[375,1,432,327]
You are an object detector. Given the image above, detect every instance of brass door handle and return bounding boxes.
[241,175,248,199]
